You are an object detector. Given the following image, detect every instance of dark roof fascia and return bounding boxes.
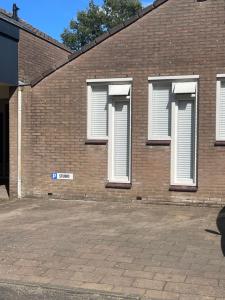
[0,8,73,53]
[31,0,169,87]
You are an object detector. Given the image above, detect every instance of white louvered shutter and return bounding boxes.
[218,82,225,139]
[114,101,130,179]
[151,82,171,139]
[176,100,195,182]
[90,85,108,138]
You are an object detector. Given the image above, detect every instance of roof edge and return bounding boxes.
[31,0,169,87]
[0,8,73,53]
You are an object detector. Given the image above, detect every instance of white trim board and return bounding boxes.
[148,75,199,81]
[217,74,225,78]
[86,78,133,83]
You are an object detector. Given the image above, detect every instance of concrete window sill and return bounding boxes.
[105,182,132,189]
[85,139,108,145]
[146,140,171,146]
[215,141,225,146]
[169,185,198,192]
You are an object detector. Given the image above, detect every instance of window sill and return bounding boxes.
[146,140,171,146]
[169,185,198,192]
[215,141,225,146]
[85,139,108,145]
[105,182,132,189]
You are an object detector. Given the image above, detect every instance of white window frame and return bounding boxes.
[87,78,132,184]
[216,75,225,141]
[87,78,133,141]
[108,86,132,184]
[170,81,198,187]
[87,84,108,140]
[148,76,199,141]
[148,81,171,141]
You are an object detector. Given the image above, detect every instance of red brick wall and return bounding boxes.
[9,27,70,198]
[18,29,70,83]
[21,0,225,205]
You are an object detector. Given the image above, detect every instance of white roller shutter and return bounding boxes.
[108,85,130,96]
[172,82,196,94]
[176,100,195,182]
[113,101,130,180]
[218,81,225,139]
[90,85,108,138]
[150,82,171,139]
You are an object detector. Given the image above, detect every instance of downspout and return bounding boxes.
[17,85,23,199]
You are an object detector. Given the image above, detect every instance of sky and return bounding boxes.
[0,0,152,42]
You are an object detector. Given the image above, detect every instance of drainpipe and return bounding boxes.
[17,86,23,199]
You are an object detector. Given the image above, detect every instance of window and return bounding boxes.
[148,82,171,140]
[171,94,197,186]
[148,76,199,187]
[216,77,225,141]
[87,85,108,140]
[87,79,132,184]
[108,98,131,183]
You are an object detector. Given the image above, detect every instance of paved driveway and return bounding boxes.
[0,199,224,300]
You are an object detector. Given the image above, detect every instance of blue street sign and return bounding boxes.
[51,173,57,180]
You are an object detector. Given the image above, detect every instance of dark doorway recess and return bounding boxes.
[0,100,9,196]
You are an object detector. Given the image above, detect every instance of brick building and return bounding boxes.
[0,6,72,198]
[2,0,225,205]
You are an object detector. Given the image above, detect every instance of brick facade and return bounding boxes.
[18,29,71,83]
[6,18,71,198]
[13,0,225,205]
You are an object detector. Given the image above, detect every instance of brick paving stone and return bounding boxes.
[208,259,224,266]
[144,289,180,300]
[179,295,215,300]
[87,259,116,268]
[151,255,179,264]
[204,272,225,280]
[133,279,165,290]
[133,259,161,267]
[160,260,191,270]
[80,253,108,261]
[114,262,145,271]
[51,279,84,289]
[165,282,225,298]
[190,264,221,273]
[21,275,53,285]
[153,273,186,283]
[95,267,124,277]
[100,275,134,287]
[106,256,134,263]
[14,259,42,267]
[80,283,113,292]
[43,269,75,280]
[185,276,219,287]
[71,271,104,283]
[123,270,154,280]
[144,266,188,275]
[112,286,146,297]
[218,279,225,287]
